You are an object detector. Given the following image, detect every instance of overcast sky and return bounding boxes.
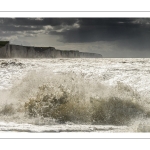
[0,18,150,57]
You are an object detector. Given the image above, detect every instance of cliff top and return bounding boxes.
[0,41,102,57]
[0,41,9,48]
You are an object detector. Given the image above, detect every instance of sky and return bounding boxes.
[0,18,150,57]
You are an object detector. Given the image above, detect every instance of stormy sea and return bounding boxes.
[0,58,150,132]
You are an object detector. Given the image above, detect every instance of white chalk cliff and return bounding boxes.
[0,42,102,58]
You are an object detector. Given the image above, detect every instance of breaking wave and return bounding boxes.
[0,70,149,126]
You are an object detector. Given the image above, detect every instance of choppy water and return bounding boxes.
[0,58,150,132]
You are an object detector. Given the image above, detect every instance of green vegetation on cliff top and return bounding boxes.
[0,41,9,48]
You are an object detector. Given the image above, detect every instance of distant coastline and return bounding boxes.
[0,41,102,58]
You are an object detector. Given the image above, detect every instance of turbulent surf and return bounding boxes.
[0,58,150,132]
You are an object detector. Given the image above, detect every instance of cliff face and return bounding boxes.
[0,42,102,58]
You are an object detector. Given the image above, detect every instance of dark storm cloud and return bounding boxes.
[1,18,150,43]
[49,18,150,52]
[1,18,150,54]
[0,18,77,28]
[0,18,78,37]
[0,25,42,31]
[51,18,150,43]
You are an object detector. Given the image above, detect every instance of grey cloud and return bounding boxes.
[0,18,78,27]
[1,18,150,57]
[0,25,43,31]
[0,18,78,39]
[51,18,145,42]
[49,18,150,53]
